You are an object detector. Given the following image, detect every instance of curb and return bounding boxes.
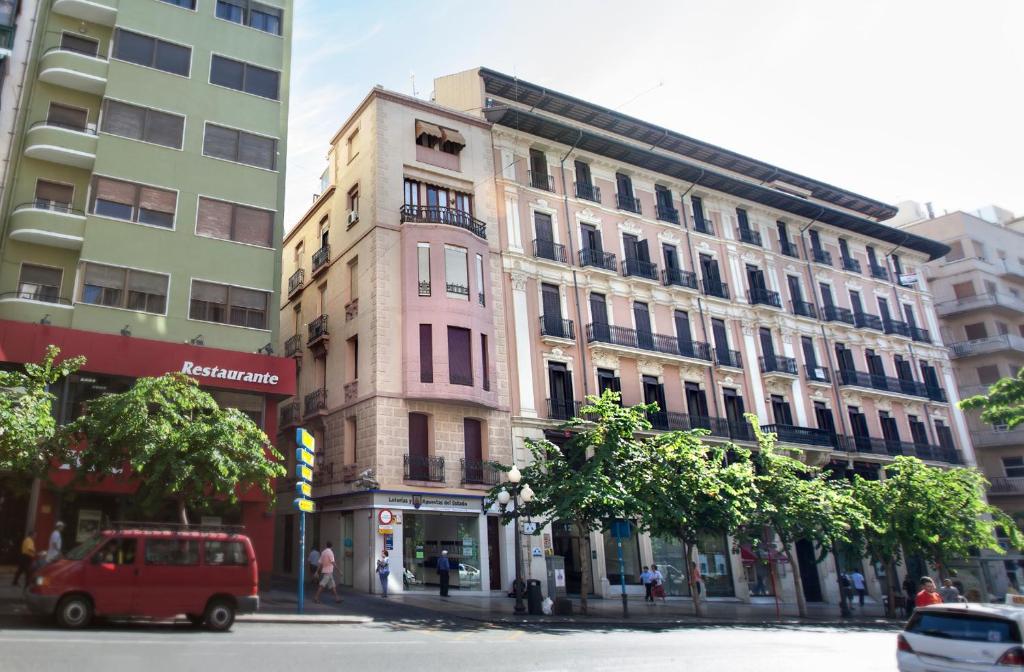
[239,614,373,625]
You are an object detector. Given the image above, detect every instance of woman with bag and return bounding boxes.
[651,564,666,602]
[376,550,391,597]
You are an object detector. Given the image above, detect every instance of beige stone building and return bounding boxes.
[275,87,513,594]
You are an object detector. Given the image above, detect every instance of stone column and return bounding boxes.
[741,323,769,420]
[510,272,537,417]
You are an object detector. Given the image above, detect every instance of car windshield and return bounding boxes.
[65,535,103,561]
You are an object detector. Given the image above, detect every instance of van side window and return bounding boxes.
[95,538,137,565]
[205,541,248,566]
[144,539,200,565]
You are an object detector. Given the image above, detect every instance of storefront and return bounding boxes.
[0,320,295,580]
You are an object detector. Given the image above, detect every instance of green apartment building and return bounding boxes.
[0,0,295,575]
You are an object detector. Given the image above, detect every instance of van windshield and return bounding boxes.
[65,535,103,561]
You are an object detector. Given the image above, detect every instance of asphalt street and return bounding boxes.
[0,619,899,672]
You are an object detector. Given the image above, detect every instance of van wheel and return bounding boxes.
[204,600,235,631]
[56,595,93,629]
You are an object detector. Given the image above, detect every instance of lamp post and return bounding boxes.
[497,465,534,614]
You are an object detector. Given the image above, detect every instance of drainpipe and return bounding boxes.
[557,130,590,397]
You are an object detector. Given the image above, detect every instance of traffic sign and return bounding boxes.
[296,464,312,481]
[296,482,311,497]
[294,497,314,513]
[296,447,314,467]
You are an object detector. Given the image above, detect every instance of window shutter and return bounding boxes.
[48,104,87,129]
[231,287,268,310]
[245,64,279,99]
[239,132,276,169]
[155,40,191,77]
[138,186,176,214]
[210,55,245,90]
[61,33,98,56]
[84,263,126,289]
[145,109,184,149]
[191,280,228,303]
[204,124,239,161]
[127,270,167,296]
[464,419,482,462]
[114,29,154,66]
[447,326,472,383]
[419,324,433,383]
[35,180,74,204]
[20,265,62,287]
[94,177,137,205]
[196,197,233,240]
[233,205,273,247]
[408,413,429,459]
[102,100,145,140]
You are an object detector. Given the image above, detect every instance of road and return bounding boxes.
[0,619,898,671]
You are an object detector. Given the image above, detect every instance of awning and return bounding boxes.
[441,126,466,146]
[741,546,789,565]
[415,120,443,139]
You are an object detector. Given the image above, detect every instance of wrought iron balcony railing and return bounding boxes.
[540,315,575,340]
[529,171,555,192]
[812,248,832,266]
[853,311,883,331]
[575,182,601,203]
[288,268,305,295]
[616,193,642,214]
[312,245,330,274]
[701,280,730,299]
[303,387,326,416]
[841,257,862,273]
[307,314,329,345]
[533,238,568,263]
[405,454,445,482]
[715,348,743,368]
[791,300,817,319]
[822,305,855,325]
[656,205,680,224]
[749,287,781,308]
[738,228,762,246]
[779,241,800,258]
[461,459,501,486]
[579,248,617,272]
[399,204,487,239]
[663,268,698,289]
[759,355,798,375]
[586,323,712,361]
[623,258,659,281]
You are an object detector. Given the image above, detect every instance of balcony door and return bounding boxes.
[865,349,886,380]
[878,296,892,323]
[920,361,941,390]
[685,382,709,423]
[809,229,824,255]
[835,344,856,372]
[663,244,679,272]
[464,419,483,476]
[529,149,548,180]
[616,173,633,200]
[408,412,430,479]
[777,221,790,248]
[655,186,673,214]
[848,407,870,451]
[759,328,776,366]
[548,363,574,420]
[814,402,836,435]
[904,304,918,331]
[737,208,751,236]
[542,283,563,336]
[849,290,864,316]
[908,415,929,447]
[642,375,666,428]
[597,368,621,401]
[700,254,722,288]
[819,282,835,309]
[633,301,653,350]
[801,336,818,373]
[746,265,767,292]
[581,223,602,253]
[879,411,901,450]
[590,293,609,341]
[575,160,593,190]
[712,318,730,365]
[787,275,804,306]
[894,355,915,383]
[675,310,694,356]
[770,395,793,427]
[722,389,746,436]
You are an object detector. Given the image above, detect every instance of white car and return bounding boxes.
[898,603,1024,670]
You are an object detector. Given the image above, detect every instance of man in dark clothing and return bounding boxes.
[438,550,451,597]
[903,575,918,618]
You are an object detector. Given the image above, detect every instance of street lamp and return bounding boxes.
[497,466,534,614]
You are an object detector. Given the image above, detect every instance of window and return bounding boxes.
[145,539,199,565]
[35,180,74,209]
[444,245,469,299]
[347,186,359,219]
[60,32,98,57]
[189,280,269,329]
[348,258,358,302]
[404,179,420,207]
[964,322,988,340]
[18,264,62,302]
[203,123,277,170]
[113,29,191,77]
[419,324,433,383]
[347,128,359,162]
[80,262,168,315]
[408,413,430,476]
[464,418,483,465]
[294,240,304,265]
[1003,458,1024,479]
[210,55,280,100]
[475,253,485,305]
[90,176,177,228]
[94,538,137,565]
[216,0,283,35]
[196,197,273,247]
[447,326,472,386]
[204,541,247,565]
[47,102,88,131]
[481,334,489,391]
[417,243,431,296]
[346,336,358,381]
[101,99,185,149]
[343,417,356,464]
[415,120,464,155]
[159,0,196,8]
[944,240,965,262]
[977,365,1001,385]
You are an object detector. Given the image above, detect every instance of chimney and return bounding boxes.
[925,202,935,219]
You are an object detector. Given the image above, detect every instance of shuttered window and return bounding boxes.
[35,180,74,207]
[196,197,273,247]
[419,324,432,383]
[408,413,429,460]
[101,99,185,149]
[113,29,191,77]
[90,176,176,228]
[464,419,482,463]
[216,0,283,35]
[60,33,98,57]
[189,280,269,329]
[79,262,168,314]
[210,55,280,100]
[17,264,62,302]
[203,123,277,170]
[447,326,472,386]
[47,103,88,131]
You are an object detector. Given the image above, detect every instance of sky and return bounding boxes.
[284,0,1024,228]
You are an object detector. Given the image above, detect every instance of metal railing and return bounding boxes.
[307,313,329,344]
[748,287,781,308]
[972,427,1024,449]
[399,204,487,239]
[759,355,798,375]
[911,326,931,343]
[461,459,501,486]
[418,281,431,296]
[548,398,582,421]
[405,455,445,482]
[446,282,469,297]
[284,334,301,357]
[935,292,1024,316]
[15,200,85,216]
[949,334,1024,358]
[804,366,831,383]
[656,205,680,224]
[812,248,832,266]
[312,245,330,274]
[30,119,97,134]
[663,268,698,289]
[586,323,712,361]
[779,241,800,258]
[540,315,575,340]
[303,388,326,416]
[0,289,71,305]
[762,424,834,447]
[643,412,752,441]
[715,348,743,368]
[791,300,817,319]
[841,257,862,273]
[925,386,947,403]
[989,477,1024,495]
[693,218,714,235]
[822,305,855,325]
[623,258,659,281]
[869,264,889,280]
[279,400,300,428]
[616,193,642,214]
[42,44,105,60]
[883,318,910,337]
[853,311,883,330]
[738,228,762,246]
[533,238,567,263]
[529,171,555,192]
[288,268,304,295]
[575,182,601,203]
[835,368,928,397]
[701,279,730,299]
[678,340,713,361]
[579,248,617,272]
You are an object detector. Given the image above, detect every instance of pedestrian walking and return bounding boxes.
[915,576,943,608]
[689,560,704,601]
[376,550,391,597]
[640,566,653,602]
[903,575,917,618]
[650,564,666,602]
[437,549,451,597]
[11,531,35,587]
[307,545,321,586]
[313,541,341,604]
[46,522,64,563]
[850,568,867,607]
[938,578,965,603]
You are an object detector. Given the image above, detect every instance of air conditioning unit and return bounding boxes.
[348,211,359,224]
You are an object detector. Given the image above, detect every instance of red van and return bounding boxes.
[26,527,259,630]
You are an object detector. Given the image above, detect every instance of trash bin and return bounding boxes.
[527,579,543,615]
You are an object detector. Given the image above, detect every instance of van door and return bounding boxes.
[84,537,138,615]
[139,537,201,617]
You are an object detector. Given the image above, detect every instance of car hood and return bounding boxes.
[38,559,82,583]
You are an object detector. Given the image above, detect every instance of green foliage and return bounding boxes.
[70,373,285,524]
[0,345,84,476]
[960,369,1024,429]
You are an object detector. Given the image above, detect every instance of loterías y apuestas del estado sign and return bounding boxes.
[181,361,280,386]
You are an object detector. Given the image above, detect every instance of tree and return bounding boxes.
[71,373,285,525]
[743,417,868,617]
[848,476,902,617]
[641,428,757,616]
[0,345,84,477]
[489,390,653,614]
[960,369,1024,428]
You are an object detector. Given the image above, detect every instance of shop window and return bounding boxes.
[603,528,641,585]
[697,532,735,597]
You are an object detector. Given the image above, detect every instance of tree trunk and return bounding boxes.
[685,541,704,617]
[784,543,808,618]
[886,559,900,618]
[177,498,189,527]
[576,521,590,615]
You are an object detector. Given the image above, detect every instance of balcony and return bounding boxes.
[835,436,960,463]
[759,355,798,377]
[38,47,109,95]
[812,248,832,266]
[645,412,752,441]
[883,318,910,337]
[548,398,581,421]
[303,388,326,416]
[311,245,330,276]
[869,264,889,281]
[748,287,781,308]
[841,257,862,273]
[616,193,642,215]
[540,315,575,341]
[279,400,300,429]
[284,334,302,358]
[24,121,97,169]
[405,454,445,483]
[575,182,601,203]
[623,258,659,281]
[853,311,883,331]
[971,426,1024,449]
[532,238,568,264]
[701,280,730,300]
[586,323,712,362]
[0,289,72,307]
[461,459,500,486]
[804,365,831,384]
[287,269,304,297]
[925,386,947,403]
[822,305,855,325]
[949,334,1024,359]
[762,424,834,448]
[307,313,329,347]
[578,248,617,272]
[399,204,487,239]
[738,228,762,246]
[779,241,800,258]
[53,0,117,25]
[911,326,931,343]
[663,268,698,290]
[835,368,928,398]
[8,201,86,250]
[715,348,743,369]
[656,205,680,224]
[791,300,817,319]
[989,477,1024,496]
[693,218,714,236]
[529,171,554,192]
[446,282,469,298]
[935,292,1024,318]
